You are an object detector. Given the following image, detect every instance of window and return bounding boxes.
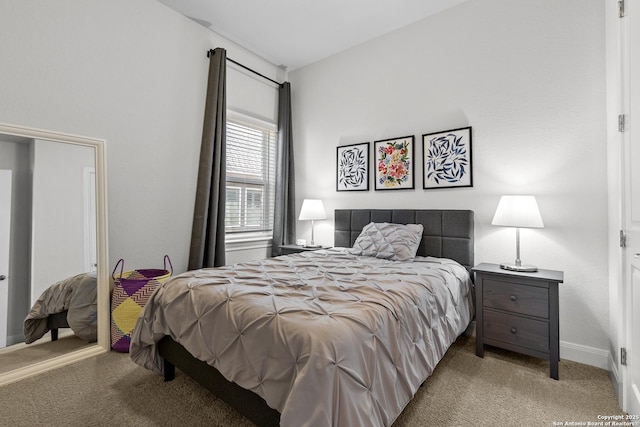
[225,116,276,234]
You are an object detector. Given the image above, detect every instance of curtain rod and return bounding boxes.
[207,49,283,87]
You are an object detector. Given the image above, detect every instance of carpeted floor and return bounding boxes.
[0,335,623,427]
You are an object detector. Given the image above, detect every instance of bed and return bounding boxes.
[24,272,98,344]
[130,209,474,427]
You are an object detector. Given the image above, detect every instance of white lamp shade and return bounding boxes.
[491,195,544,228]
[299,199,326,221]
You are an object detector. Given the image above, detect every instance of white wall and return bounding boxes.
[290,0,609,366]
[0,0,283,274]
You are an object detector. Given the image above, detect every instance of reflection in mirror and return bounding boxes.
[0,123,109,386]
[30,140,96,316]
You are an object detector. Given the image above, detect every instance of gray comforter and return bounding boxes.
[23,272,98,343]
[130,249,473,427]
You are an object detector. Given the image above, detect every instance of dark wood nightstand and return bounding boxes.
[472,262,564,379]
[279,244,329,255]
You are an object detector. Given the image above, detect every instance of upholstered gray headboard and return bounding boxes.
[334,209,474,272]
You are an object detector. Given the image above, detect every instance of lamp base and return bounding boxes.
[303,244,321,248]
[499,262,538,272]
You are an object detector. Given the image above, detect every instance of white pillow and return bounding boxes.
[350,222,424,261]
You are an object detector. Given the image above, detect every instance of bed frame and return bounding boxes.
[158,209,474,426]
[47,310,69,341]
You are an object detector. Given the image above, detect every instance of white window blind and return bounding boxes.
[225,117,277,234]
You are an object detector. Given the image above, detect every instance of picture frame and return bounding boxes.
[374,136,414,190]
[336,142,369,191]
[422,126,473,190]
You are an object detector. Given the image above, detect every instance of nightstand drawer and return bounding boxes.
[483,279,548,318]
[484,310,549,353]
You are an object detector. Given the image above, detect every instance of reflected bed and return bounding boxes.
[24,272,98,344]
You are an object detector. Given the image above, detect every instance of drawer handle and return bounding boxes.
[510,327,517,334]
[510,295,517,301]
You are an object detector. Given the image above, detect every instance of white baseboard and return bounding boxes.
[608,353,623,407]
[560,340,610,370]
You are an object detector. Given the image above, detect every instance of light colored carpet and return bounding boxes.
[0,334,93,375]
[0,335,622,426]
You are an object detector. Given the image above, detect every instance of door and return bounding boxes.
[0,169,11,349]
[623,0,640,416]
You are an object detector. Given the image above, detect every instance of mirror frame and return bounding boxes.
[0,122,109,386]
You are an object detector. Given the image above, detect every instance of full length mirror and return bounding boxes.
[0,123,109,386]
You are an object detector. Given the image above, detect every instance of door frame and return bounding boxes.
[83,166,97,273]
[607,0,640,414]
[0,169,11,348]
[621,0,640,415]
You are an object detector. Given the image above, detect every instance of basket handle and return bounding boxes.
[112,259,125,282]
[164,255,173,275]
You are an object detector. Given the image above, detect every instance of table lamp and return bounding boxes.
[298,199,326,248]
[491,195,544,272]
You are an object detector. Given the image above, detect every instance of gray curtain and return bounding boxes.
[189,48,227,269]
[271,82,296,256]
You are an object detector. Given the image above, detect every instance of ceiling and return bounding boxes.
[157,0,470,71]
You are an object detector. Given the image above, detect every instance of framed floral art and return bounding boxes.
[337,142,369,191]
[374,136,414,190]
[422,126,473,190]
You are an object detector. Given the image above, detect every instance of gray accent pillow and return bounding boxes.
[350,222,424,261]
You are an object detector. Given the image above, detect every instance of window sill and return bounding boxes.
[226,231,272,243]
[225,232,272,253]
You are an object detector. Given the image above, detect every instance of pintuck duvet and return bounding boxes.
[130,249,474,427]
[24,272,97,343]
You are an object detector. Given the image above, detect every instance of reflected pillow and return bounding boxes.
[350,222,424,261]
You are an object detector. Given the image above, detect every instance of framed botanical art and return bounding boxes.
[374,136,414,190]
[422,126,473,190]
[336,142,369,191]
